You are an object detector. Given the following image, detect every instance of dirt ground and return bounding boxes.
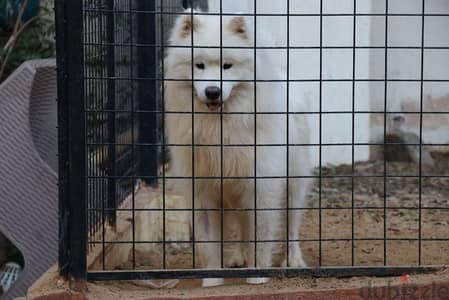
[91,157,449,281]
[28,264,449,300]
[87,269,449,299]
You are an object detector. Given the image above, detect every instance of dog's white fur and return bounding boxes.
[165,12,312,286]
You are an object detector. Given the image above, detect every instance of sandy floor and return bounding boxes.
[87,269,449,299]
[90,159,449,276]
[29,264,449,300]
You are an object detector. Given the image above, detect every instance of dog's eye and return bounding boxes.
[223,63,233,70]
[196,63,205,70]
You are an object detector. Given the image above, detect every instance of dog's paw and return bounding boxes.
[246,277,270,285]
[225,253,246,268]
[281,254,307,268]
[282,244,307,268]
[202,278,225,287]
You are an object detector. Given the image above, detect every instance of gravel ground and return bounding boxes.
[110,158,449,275]
[303,159,449,267]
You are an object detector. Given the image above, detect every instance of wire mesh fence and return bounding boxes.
[57,0,449,281]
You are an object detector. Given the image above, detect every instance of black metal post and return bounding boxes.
[106,0,117,226]
[183,0,208,9]
[182,0,190,8]
[56,0,87,279]
[137,0,159,185]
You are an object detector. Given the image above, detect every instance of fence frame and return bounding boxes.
[56,0,87,280]
[56,0,445,281]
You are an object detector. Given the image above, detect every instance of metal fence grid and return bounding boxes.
[57,0,449,281]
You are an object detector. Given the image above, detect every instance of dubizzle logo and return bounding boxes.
[359,274,449,300]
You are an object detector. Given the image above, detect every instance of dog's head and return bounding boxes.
[166,12,254,111]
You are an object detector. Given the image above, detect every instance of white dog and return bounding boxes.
[164,11,312,287]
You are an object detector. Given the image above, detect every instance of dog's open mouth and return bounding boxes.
[206,102,222,111]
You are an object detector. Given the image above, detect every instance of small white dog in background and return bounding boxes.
[164,11,313,287]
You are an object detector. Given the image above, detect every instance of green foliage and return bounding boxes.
[0,2,55,82]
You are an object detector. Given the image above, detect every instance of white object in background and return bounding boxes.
[0,262,21,292]
[207,0,371,165]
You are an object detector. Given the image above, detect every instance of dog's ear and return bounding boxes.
[228,16,248,39]
[178,14,200,38]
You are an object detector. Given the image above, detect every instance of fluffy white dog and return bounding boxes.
[164,11,312,287]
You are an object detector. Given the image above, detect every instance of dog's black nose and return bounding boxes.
[205,86,221,100]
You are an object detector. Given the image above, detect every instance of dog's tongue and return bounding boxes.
[207,103,222,111]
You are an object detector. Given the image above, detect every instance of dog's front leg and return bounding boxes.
[194,201,224,287]
[224,211,246,268]
[242,188,280,285]
[281,177,312,268]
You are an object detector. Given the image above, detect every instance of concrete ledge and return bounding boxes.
[28,265,449,300]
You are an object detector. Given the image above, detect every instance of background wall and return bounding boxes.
[208,0,372,166]
[369,0,449,151]
[208,0,449,165]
